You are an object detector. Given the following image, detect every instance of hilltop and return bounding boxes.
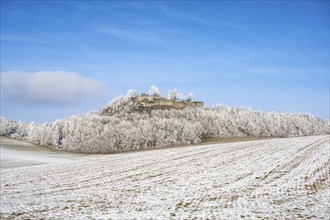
[1,86,329,153]
[101,91,203,116]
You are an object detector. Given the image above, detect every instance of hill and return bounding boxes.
[0,89,329,153]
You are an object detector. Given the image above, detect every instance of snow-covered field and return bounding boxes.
[0,137,88,169]
[1,135,329,219]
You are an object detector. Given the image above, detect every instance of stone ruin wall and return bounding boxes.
[135,95,204,109]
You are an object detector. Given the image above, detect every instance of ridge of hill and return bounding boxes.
[0,90,329,153]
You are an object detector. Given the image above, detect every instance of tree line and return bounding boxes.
[1,88,329,153]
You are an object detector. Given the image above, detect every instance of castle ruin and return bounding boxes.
[134,93,204,110]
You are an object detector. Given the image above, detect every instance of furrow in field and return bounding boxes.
[0,136,329,220]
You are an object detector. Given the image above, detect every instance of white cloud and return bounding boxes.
[1,71,105,105]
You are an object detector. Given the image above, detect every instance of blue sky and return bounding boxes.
[1,0,329,122]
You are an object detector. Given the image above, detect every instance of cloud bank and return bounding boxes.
[1,71,104,105]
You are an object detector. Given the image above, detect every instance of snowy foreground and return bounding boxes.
[1,136,329,219]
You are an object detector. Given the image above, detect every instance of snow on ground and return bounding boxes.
[0,137,88,169]
[1,136,329,219]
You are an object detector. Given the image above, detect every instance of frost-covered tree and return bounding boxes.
[167,89,178,101]
[168,89,184,101]
[186,92,194,101]
[126,89,137,99]
[149,86,161,96]
[0,116,18,136]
